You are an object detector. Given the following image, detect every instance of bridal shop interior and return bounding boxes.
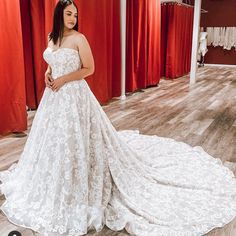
[0,0,236,236]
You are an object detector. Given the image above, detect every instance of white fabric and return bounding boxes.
[219,27,225,47]
[224,27,236,50]
[212,27,221,47]
[0,47,236,236]
[198,32,208,57]
[233,27,236,48]
[206,27,236,50]
[224,27,231,50]
[207,27,214,46]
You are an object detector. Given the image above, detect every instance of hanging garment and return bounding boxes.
[206,27,236,50]
[0,47,236,236]
[219,27,225,47]
[206,27,214,46]
[224,27,231,50]
[212,27,221,47]
[198,32,208,57]
[233,27,236,49]
[224,27,236,50]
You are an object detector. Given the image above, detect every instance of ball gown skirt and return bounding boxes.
[0,47,236,236]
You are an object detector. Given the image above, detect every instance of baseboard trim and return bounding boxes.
[204,63,236,68]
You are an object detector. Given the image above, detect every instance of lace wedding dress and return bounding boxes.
[0,47,236,236]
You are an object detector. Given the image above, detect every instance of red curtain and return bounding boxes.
[44,0,58,42]
[147,0,161,86]
[161,3,194,79]
[20,0,52,109]
[29,1,48,104]
[20,0,37,109]
[0,0,58,134]
[126,0,161,92]
[77,0,121,104]
[18,0,57,110]
[0,0,27,134]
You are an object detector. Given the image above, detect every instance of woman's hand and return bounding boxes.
[51,76,66,92]
[45,72,54,88]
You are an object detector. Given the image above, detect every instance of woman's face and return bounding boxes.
[63,4,77,30]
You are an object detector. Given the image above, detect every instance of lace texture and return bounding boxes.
[0,47,236,236]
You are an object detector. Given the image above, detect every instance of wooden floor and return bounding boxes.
[0,66,236,236]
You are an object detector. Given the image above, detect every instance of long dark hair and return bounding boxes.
[49,0,78,45]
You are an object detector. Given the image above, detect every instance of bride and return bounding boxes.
[1,1,236,236]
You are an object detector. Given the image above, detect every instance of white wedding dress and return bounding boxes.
[0,47,236,236]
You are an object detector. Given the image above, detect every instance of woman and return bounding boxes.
[1,1,236,236]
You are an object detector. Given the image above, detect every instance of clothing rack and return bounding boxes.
[161,1,208,13]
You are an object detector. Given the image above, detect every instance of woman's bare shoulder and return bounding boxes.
[71,31,88,50]
[72,31,86,41]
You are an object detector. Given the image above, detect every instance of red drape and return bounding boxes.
[161,3,193,79]
[44,0,58,43]
[0,0,27,134]
[30,1,48,104]
[147,0,161,86]
[126,0,161,92]
[20,0,37,109]
[77,0,121,104]
[19,0,57,109]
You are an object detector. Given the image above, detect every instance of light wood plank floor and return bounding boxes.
[1,66,236,236]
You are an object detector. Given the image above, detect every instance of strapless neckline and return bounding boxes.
[43,46,81,79]
[46,47,79,54]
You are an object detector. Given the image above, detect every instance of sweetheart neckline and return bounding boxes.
[47,47,79,54]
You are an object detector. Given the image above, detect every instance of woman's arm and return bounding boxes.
[45,65,53,88]
[45,65,52,76]
[45,34,53,80]
[63,34,95,82]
